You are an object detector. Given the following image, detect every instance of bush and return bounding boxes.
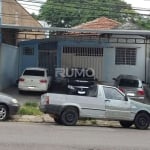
[24,102,38,107]
[18,102,43,116]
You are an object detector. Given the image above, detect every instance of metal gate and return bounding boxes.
[62,47,103,81]
[39,50,57,76]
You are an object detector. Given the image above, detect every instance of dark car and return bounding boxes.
[113,74,145,101]
[0,92,20,121]
[66,68,96,95]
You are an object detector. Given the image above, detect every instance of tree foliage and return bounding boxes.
[38,0,149,29]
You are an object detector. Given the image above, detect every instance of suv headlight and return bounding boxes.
[12,99,18,104]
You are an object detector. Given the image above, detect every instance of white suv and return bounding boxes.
[18,67,52,93]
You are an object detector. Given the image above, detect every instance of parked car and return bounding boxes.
[0,92,19,121]
[113,74,145,101]
[66,68,96,95]
[40,84,150,129]
[18,67,52,93]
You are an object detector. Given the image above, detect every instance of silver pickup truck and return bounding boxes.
[40,84,150,129]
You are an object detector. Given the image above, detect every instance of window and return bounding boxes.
[103,87,124,100]
[23,47,34,55]
[86,85,98,97]
[23,70,45,77]
[119,79,139,88]
[63,47,103,56]
[115,48,136,65]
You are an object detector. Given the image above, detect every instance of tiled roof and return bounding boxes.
[2,0,42,28]
[73,17,121,30]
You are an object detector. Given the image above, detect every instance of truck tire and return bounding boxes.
[119,121,133,128]
[0,104,8,121]
[61,107,78,126]
[134,112,150,130]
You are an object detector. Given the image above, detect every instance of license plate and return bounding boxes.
[28,86,35,89]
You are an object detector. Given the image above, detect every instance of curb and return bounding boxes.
[10,114,121,127]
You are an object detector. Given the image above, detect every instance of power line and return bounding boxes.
[0,0,150,28]
[17,0,150,13]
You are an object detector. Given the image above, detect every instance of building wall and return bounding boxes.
[19,36,147,84]
[102,42,146,83]
[0,44,19,90]
[18,41,38,75]
[58,37,146,83]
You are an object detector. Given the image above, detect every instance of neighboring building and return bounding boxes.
[1,0,45,45]
[18,17,150,84]
[0,0,46,90]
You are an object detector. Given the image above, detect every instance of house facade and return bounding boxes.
[18,17,149,84]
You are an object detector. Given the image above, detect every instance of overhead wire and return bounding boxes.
[0,0,150,26]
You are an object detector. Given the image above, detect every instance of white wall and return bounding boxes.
[102,36,146,83]
[0,44,19,90]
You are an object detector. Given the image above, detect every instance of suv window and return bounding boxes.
[23,70,45,77]
[119,79,139,87]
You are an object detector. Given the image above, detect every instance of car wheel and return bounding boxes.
[134,112,150,130]
[53,117,62,124]
[0,105,8,121]
[119,121,133,128]
[61,107,78,126]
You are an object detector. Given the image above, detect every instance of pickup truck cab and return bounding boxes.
[40,84,150,129]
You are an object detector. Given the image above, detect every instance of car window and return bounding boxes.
[23,70,45,77]
[103,87,125,100]
[86,85,98,97]
[119,79,139,87]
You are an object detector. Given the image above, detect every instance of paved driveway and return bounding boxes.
[1,84,150,105]
[1,83,67,105]
[2,86,41,105]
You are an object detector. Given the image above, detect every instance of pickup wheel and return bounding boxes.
[61,107,78,126]
[119,121,133,128]
[54,117,62,124]
[134,112,150,130]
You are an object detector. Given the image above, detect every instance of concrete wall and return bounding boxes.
[102,42,145,83]
[0,44,19,90]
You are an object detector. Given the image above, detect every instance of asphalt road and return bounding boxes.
[0,122,150,150]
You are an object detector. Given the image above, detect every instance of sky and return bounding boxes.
[18,0,150,15]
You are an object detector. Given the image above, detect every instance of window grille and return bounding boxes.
[23,47,34,55]
[115,48,136,65]
[63,47,103,56]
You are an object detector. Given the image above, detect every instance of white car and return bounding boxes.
[18,67,52,93]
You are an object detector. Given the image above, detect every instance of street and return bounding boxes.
[0,122,150,150]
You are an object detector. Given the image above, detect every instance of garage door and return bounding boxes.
[62,47,103,81]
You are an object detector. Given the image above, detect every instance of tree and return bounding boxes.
[38,0,134,27]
